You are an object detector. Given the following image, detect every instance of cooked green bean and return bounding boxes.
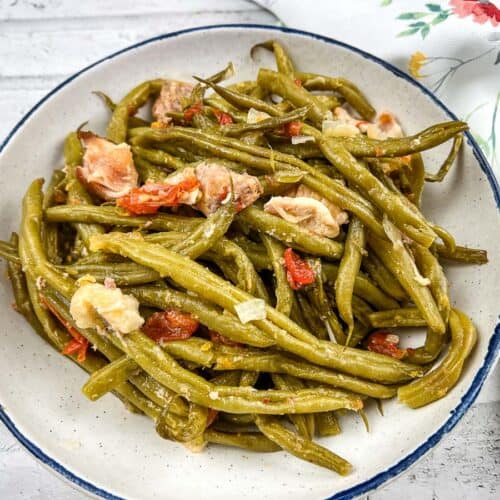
[435,244,488,265]
[272,374,315,439]
[255,415,351,475]
[367,233,446,335]
[296,71,375,120]
[326,121,468,158]
[238,206,343,259]
[107,80,162,143]
[0,240,20,265]
[412,244,450,324]
[368,307,426,328]
[315,411,341,437]
[261,234,293,315]
[252,40,295,76]
[398,309,477,408]
[132,145,186,171]
[425,134,463,182]
[46,205,201,232]
[205,429,280,452]
[362,252,407,301]
[335,216,366,343]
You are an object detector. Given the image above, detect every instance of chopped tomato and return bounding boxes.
[206,408,219,427]
[283,248,315,290]
[40,295,89,363]
[62,338,89,363]
[374,146,385,157]
[208,330,241,347]
[364,331,407,359]
[183,103,203,122]
[117,177,200,215]
[293,78,302,87]
[211,108,234,125]
[276,121,303,137]
[142,310,199,343]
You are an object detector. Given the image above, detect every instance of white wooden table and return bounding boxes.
[0,1,498,498]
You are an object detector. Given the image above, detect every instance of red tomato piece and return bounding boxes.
[282,121,302,137]
[208,330,241,347]
[212,108,234,125]
[283,248,315,290]
[293,78,302,87]
[62,338,89,363]
[364,331,407,359]
[117,177,200,215]
[142,310,199,343]
[183,103,203,122]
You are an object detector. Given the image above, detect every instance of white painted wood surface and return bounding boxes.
[0,1,497,498]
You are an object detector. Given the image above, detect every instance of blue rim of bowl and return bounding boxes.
[0,23,498,500]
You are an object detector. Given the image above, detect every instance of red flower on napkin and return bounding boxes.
[450,0,500,26]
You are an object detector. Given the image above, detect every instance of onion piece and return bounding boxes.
[234,299,266,323]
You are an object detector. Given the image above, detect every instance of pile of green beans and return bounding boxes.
[0,40,485,477]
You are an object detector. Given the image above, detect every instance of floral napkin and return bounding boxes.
[254,0,499,176]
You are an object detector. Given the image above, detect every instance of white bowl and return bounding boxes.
[0,24,498,500]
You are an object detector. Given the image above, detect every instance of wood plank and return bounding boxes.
[0,10,276,78]
[0,0,261,20]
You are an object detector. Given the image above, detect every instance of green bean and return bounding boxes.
[107,80,162,143]
[46,205,201,233]
[213,347,398,399]
[93,91,150,128]
[132,145,186,171]
[64,132,105,247]
[60,262,160,286]
[435,244,488,265]
[214,103,309,137]
[133,155,171,183]
[404,154,425,207]
[239,371,259,387]
[325,121,468,158]
[322,263,399,311]
[272,374,315,439]
[231,235,271,271]
[261,234,293,315]
[171,204,236,260]
[367,233,445,335]
[320,140,437,247]
[351,295,374,328]
[128,285,274,348]
[272,141,323,159]
[335,216,366,343]
[237,206,343,259]
[82,356,138,401]
[251,40,295,76]
[156,399,208,443]
[90,232,424,383]
[190,61,235,104]
[204,96,247,122]
[295,292,330,340]
[259,171,304,195]
[0,240,20,265]
[306,264,345,343]
[257,69,330,126]
[412,244,450,324]
[368,308,426,328]
[398,309,477,408]
[7,234,46,339]
[425,134,463,182]
[315,411,341,437]
[296,71,375,120]
[19,179,74,298]
[255,415,351,475]
[347,321,371,348]
[405,328,446,365]
[362,252,407,302]
[204,429,280,452]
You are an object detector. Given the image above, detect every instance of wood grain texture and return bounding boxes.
[0,1,498,499]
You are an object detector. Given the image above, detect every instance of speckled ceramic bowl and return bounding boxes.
[0,25,498,500]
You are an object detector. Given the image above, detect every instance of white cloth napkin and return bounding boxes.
[254,0,499,176]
